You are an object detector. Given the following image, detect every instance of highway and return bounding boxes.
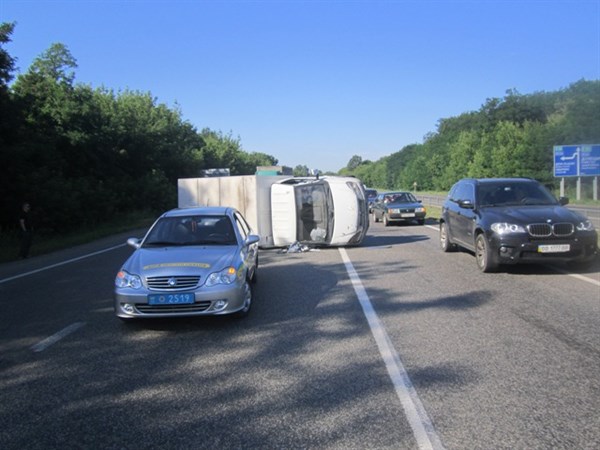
[0,221,598,449]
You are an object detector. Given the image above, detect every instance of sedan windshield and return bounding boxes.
[385,192,418,203]
[478,182,558,207]
[143,215,237,246]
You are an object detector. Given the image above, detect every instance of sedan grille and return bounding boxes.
[146,276,200,290]
[137,301,211,314]
[527,223,574,238]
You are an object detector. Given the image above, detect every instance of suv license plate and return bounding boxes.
[538,244,570,253]
[148,293,195,305]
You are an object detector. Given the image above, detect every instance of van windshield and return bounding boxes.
[294,183,333,244]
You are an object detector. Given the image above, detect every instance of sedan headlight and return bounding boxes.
[115,270,142,289]
[576,220,595,231]
[205,266,238,286]
[491,223,526,235]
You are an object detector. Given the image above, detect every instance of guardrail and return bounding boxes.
[416,194,600,228]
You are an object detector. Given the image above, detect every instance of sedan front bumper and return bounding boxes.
[115,281,249,319]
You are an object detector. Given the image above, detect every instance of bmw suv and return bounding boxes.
[440,178,598,272]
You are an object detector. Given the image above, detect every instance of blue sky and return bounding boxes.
[1,0,599,173]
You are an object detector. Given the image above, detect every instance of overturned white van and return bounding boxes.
[178,175,369,248]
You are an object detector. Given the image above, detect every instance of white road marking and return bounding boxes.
[0,244,125,284]
[548,267,600,286]
[30,322,86,353]
[339,248,445,450]
[424,223,600,286]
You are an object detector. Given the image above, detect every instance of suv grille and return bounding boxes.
[527,223,574,238]
[146,276,200,290]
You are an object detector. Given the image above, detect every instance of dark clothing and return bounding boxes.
[19,208,33,258]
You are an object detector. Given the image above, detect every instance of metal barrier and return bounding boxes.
[417,194,600,228]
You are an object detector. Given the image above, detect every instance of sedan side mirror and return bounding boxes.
[245,235,260,246]
[127,237,141,249]
[559,196,569,206]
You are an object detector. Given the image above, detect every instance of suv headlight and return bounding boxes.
[576,220,595,231]
[491,223,526,235]
[205,266,238,286]
[115,270,142,289]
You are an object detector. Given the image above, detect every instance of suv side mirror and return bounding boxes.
[458,199,474,209]
[558,196,569,206]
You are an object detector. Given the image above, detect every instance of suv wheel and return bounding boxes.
[475,233,498,273]
[440,222,455,252]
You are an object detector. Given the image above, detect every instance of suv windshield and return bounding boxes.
[478,182,558,207]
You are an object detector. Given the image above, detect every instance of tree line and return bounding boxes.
[340,81,600,195]
[0,22,277,234]
[2,21,598,237]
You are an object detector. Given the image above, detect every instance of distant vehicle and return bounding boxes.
[114,207,259,320]
[371,191,426,225]
[178,175,369,248]
[440,178,598,272]
[365,188,378,213]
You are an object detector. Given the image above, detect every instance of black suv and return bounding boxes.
[440,178,598,272]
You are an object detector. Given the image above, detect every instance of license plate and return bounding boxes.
[148,293,195,305]
[538,244,570,253]
[400,213,415,217]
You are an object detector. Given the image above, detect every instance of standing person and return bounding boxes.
[19,202,33,258]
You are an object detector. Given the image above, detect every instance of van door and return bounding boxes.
[271,183,297,246]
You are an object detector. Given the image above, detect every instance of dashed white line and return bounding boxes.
[30,322,86,353]
[339,248,445,450]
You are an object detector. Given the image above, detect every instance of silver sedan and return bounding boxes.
[114,207,259,320]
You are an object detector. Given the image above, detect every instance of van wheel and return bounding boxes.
[475,233,498,273]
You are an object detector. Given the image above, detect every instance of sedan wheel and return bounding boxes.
[372,211,379,223]
[383,213,390,227]
[475,233,498,273]
[235,281,253,317]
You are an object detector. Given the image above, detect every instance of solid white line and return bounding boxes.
[424,224,599,286]
[339,248,445,450]
[0,244,125,285]
[30,322,86,353]
[548,266,600,286]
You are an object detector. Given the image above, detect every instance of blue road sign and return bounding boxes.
[554,145,600,177]
[554,145,579,177]
[580,145,600,176]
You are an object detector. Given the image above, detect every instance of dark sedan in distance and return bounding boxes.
[372,191,426,225]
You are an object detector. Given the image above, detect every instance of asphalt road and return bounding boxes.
[0,222,598,449]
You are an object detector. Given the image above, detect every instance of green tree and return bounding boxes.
[346,154,363,171]
[293,164,310,176]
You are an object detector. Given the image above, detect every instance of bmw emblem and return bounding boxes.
[168,277,177,287]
